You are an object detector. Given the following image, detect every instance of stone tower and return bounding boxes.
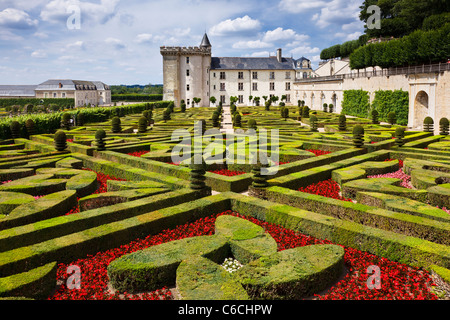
[160,33,212,108]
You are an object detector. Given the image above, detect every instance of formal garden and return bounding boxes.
[0,100,449,301]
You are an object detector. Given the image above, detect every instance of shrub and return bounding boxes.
[163,109,171,122]
[423,117,434,132]
[371,90,409,126]
[302,106,310,118]
[248,119,257,130]
[95,130,107,151]
[328,104,334,113]
[387,112,397,125]
[323,103,328,113]
[439,117,449,136]
[212,112,220,128]
[352,125,365,148]
[309,115,318,132]
[395,127,406,147]
[25,119,36,137]
[342,90,370,118]
[76,113,85,126]
[138,117,148,133]
[371,109,380,124]
[281,107,289,120]
[111,117,122,133]
[54,131,67,151]
[338,115,347,131]
[233,114,242,128]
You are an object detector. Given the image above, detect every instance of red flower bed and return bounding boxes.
[298,179,352,202]
[307,149,332,157]
[127,150,150,158]
[385,158,404,168]
[48,210,438,300]
[209,169,247,176]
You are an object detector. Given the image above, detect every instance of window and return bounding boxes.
[53,93,57,98]
[187,99,190,105]
[186,57,190,64]
[270,82,275,91]
[238,83,244,91]
[220,95,226,104]
[269,72,275,80]
[286,72,291,79]
[252,83,258,91]
[220,72,226,80]
[220,83,226,91]
[238,95,244,104]
[62,92,66,98]
[186,69,190,76]
[213,72,216,78]
[213,85,216,90]
[238,72,244,79]
[252,72,258,79]
[286,94,291,103]
[285,82,291,91]
[187,84,190,91]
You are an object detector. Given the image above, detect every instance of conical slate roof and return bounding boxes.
[200,33,211,48]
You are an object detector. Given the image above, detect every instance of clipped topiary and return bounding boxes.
[25,119,36,138]
[76,112,85,126]
[61,113,72,130]
[189,153,207,192]
[302,106,310,118]
[323,103,328,113]
[181,103,186,113]
[352,125,365,148]
[233,114,242,128]
[394,127,406,147]
[54,131,67,151]
[338,114,347,131]
[95,129,107,151]
[328,103,334,113]
[387,111,396,125]
[212,112,220,128]
[423,117,434,133]
[281,107,289,120]
[10,121,21,139]
[371,109,379,124]
[251,153,269,190]
[309,115,318,132]
[439,117,449,136]
[248,119,257,130]
[163,109,171,122]
[138,117,148,133]
[111,117,122,133]
[265,101,271,111]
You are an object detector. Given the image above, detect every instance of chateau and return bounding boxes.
[161,34,313,108]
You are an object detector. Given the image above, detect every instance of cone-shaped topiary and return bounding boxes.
[61,113,72,130]
[371,109,379,124]
[163,109,171,122]
[281,107,289,120]
[54,131,67,151]
[302,106,310,118]
[394,127,406,147]
[387,112,396,125]
[234,114,242,128]
[138,117,148,133]
[248,119,257,130]
[251,152,269,189]
[10,121,21,139]
[309,115,318,132]
[181,103,186,113]
[25,119,36,138]
[353,125,365,148]
[230,104,237,114]
[95,129,107,151]
[189,153,207,191]
[338,114,347,131]
[423,117,434,133]
[439,117,449,136]
[212,112,220,128]
[111,117,122,133]
[76,113,85,126]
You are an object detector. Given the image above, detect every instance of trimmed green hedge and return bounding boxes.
[0,98,74,109]
[341,90,370,118]
[371,90,409,126]
[111,94,163,102]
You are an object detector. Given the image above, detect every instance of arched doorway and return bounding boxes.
[414,91,429,127]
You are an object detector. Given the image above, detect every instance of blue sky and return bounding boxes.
[0,0,365,85]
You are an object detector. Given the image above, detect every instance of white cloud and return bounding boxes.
[232,40,272,49]
[263,27,309,43]
[136,33,153,44]
[31,50,47,58]
[279,0,328,13]
[311,0,362,29]
[40,0,120,25]
[243,51,271,57]
[105,37,126,49]
[209,15,261,36]
[289,46,320,56]
[0,8,38,29]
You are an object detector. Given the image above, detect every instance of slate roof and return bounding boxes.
[200,33,212,48]
[211,57,297,70]
[0,85,37,97]
[35,80,108,91]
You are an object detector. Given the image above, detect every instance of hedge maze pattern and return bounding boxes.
[0,104,449,300]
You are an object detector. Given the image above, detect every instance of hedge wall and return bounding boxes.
[341,90,370,118]
[371,90,409,126]
[0,98,75,109]
[112,94,163,102]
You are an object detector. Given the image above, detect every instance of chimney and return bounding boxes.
[277,48,282,63]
